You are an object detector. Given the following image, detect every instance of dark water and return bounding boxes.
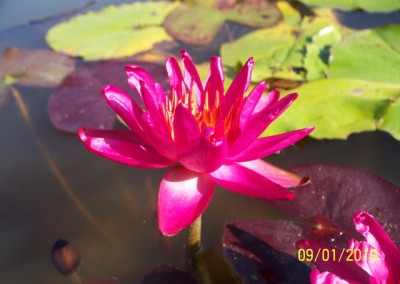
[1,1,400,283]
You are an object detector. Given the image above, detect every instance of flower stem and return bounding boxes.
[186,216,202,257]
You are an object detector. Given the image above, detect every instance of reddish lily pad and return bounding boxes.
[142,265,197,284]
[0,47,75,88]
[48,60,168,133]
[163,0,282,45]
[222,164,400,282]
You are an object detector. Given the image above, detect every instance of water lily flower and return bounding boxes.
[297,211,400,284]
[78,50,313,236]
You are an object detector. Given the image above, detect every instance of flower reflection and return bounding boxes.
[297,211,400,284]
[78,50,313,236]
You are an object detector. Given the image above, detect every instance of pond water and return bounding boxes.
[1,1,400,283]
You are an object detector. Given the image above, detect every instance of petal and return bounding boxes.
[124,65,164,114]
[165,56,184,99]
[230,127,314,162]
[310,270,352,284]
[177,127,228,173]
[229,92,298,156]
[101,84,147,142]
[180,50,203,109]
[224,57,254,116]
[237,160,310,187]
[203,56,224,113]
[353,211,400,281]
[253,89,280,115]
[173,103,201,147]
[209,162,295,199]
[78,128,173,168]
[349,239,388,282]
[141,112,177,161]
[158,167,215,236]
[239,81,266,129]
[296,240,370,283]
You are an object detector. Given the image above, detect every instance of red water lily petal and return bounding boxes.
[209,162,295,199]
[224,57,254,116]
[237,160,309,187]
[173,103,201,146]
[102,84,148,142]
[140,112,177,161]
[296,240,370,283]
[229,92,298,156]
[177,127,228,173]
[253,89,280,115]
[180,50,203,109]
[310,270,350,284]
[125,65,164,113]
[165,57,184,99]
[78,129,173,168]
[203,56,224,113]
[230,127,314,162]
[158,166,215,236]
[354,211,400,282]
[239,81,266,129]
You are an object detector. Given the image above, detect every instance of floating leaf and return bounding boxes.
[51,239,81,275]
[46,2,178,61]
[221,9,343,82]
[142,265,197,284]
[223,164,400,282]
[48,60,168,133]
[223,222,311,284]
[296,0,400,12]
[329,24,400,84]
[163,0,281,45]
[264,79,400,140]
[0,47,75,87]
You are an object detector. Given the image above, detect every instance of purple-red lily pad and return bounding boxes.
[223,164,400,282]
[0,47,75,88]
[48,60,168,133]
[141,264,197,284]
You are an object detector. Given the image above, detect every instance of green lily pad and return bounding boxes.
[163,0,282,45]
[263,79,400,140]
[0,47,75,88]
[221,9,343,82]
[46,2,178,61]
[296,0,400,12]
[329,24,400,84]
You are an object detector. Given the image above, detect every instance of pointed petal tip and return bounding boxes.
[77,128,87,142]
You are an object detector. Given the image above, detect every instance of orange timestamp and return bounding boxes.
[297,248,379,263]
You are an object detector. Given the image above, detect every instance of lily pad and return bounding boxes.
[222,164,400,282]
[0,47,75,87]
[221,9,343,81]
[329,24,400,84]
[142,265,197,284]
[297,0,400,13]
[264,79,400,140]
[163,0,282,45]
[46,2,178,61]
[48,60,168,133]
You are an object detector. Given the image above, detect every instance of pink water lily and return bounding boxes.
[297,211,400,284]
[78,50,313,236]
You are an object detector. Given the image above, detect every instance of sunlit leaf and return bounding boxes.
[297,0,400,12]
[221,9,343,82]
[0,47,75,87]
[329,24,400,84]
[48,60,168,133]
[163,0,281,45]
[264,79,400,140]
[46,2,178,61]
